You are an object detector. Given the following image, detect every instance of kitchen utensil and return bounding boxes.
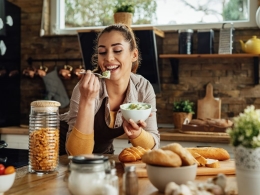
[23,66,36,78]
[0,140,8,165]
[79,70,110,79]
[146,163,197,192]
[178,29,193,54]
[59,65,73,79]
[0,157,7,163]
[0,140,7,149]
[120,102,152,123]
[240,36,260,54]
[0,172,16,195]
[73,65,84,79]
[256,7,260,28]
[123,159,235,178]
[218,23,234,54]
[197,29,214,54]
[197,83,221,119]
[37,65,48,77]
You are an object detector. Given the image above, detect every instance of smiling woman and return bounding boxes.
[44,0,258,36]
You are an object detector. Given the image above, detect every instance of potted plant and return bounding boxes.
[226,105,260,195]
[172,100,194,129]
[113,2,134,27]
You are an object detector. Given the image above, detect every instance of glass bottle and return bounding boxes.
[28,100,60,173]
[105,168,119,195]
[123,166,138,195]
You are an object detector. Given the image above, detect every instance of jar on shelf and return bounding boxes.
[68,154,118,195]
[28,100,61,173]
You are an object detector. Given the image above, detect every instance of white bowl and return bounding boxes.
[146,164,197,192]
[0,172,16,195]
[120,102,152,123]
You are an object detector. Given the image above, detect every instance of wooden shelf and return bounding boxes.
[159,54,259,84]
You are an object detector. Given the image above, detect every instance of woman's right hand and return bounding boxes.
[78,70,100,102]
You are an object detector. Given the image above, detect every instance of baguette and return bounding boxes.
[189,151,207,167]
[118,146,149,163]
[205,159,220,168]
[186,147,230,161]
[142,149,182,167]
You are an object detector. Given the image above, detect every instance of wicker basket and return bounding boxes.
[113,12,133,27]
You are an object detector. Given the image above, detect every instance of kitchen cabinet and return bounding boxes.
[77,27,164,94]
[160,54,260,84]
[0,0,21,127]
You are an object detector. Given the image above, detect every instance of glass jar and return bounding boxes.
[104,168,119,195]
[68,154,117,195]
[28,100,60,173]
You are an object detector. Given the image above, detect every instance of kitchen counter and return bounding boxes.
[0,126,230,144]
[6,155,238,195]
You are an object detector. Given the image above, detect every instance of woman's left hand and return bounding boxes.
[122,113,152,139]
[122,119,147,139]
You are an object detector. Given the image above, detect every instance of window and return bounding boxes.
[49,0,258,35]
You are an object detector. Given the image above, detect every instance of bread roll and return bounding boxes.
[118,146,149,163]
[142,149,182,167]
[161,143,197,166]
[186,147,230,161]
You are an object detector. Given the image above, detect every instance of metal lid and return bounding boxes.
[178,29,193,33]
[70,154,108,164]
[125,165,136,172]
[31,100,61,107]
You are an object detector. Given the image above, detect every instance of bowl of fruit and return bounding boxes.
[0,164,16,195]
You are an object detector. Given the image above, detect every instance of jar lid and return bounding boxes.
[31,100,61,107]
[70,154,108,164]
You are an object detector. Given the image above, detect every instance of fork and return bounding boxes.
[79,70,109,79]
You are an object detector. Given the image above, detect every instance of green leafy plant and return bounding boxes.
[114,2,135,13]
[226,105,260,148]
[173,100,194,114]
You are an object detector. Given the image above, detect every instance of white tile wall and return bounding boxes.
[1,134,29,149]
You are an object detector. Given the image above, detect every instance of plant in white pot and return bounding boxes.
[113,2,134,27]
[172,100,194,129]
[226,105,260,195]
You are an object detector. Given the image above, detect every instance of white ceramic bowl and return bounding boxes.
[0,172,16,195]
[146,164,197,192]
[120,102,152,123]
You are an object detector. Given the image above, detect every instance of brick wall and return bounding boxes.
[8,0,260,125]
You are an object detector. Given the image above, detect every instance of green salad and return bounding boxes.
[126,103,150,110]
[102,70,111,79]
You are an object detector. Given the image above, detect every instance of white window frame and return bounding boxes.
[50,0,258,35]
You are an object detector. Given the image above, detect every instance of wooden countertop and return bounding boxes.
[6,155,237,195]
[0,126,230,143]
[117,128,230,144]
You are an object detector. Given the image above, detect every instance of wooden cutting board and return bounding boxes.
[123,160,236,178]
[197,83,221,119]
